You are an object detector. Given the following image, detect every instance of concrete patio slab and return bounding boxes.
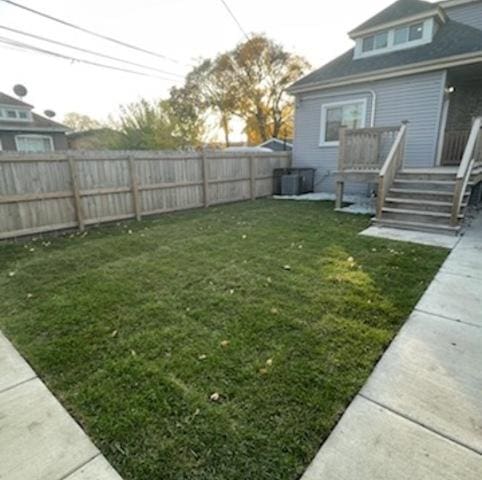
[359,225,458,249]
[302,396,482,480]
[0,332,35,393]
[416,271,482,327]
[0,378,98,480]
[65,455,123,480]
[362,310,482,454]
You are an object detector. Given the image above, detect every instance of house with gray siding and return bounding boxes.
[0,92,69,152]
[288,0,482,234]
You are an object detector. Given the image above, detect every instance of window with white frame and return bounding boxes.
[320,100,367,146]
[15,135,54,152]
[0,107,32,122]
[362,31,388,52]
[394,22,424,45]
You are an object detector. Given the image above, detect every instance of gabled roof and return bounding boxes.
[289,20,482,92]
[0,92,33,108]
[350,0,439,36]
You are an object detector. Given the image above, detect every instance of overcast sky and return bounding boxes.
[0,0,420,124]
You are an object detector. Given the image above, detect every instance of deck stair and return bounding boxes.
[373,169,470,235]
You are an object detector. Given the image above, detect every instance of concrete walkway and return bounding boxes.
[302,214,482,479]
[0,333,122,480]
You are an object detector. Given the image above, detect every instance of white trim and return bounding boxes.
[287,51,482,95]
[0,126,67,132]
[258,138,293,148]
[319,98,368,147]
[15,134,54,152]
[349,8,446,38]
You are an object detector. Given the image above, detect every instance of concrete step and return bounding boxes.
[381,207,462,226]
[384,197,466,214]
[372,218,461,235]
[392,179,456,193]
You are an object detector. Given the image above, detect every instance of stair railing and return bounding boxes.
[450,116,482,226]
[376,121,408,219]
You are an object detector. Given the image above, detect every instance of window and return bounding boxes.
[409,22,424,41]
[394,27,408,45]
[320,100,367,145]
[374,32,388,49]
[15,135,54,152]
[362,35,374,52]
[394,22,424,45]
[362,31,388,52]
[0,108,31,122]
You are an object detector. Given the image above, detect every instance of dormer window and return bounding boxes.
[0,107,32,122]
[353,17,435,59]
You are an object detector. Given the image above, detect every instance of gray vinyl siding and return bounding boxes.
[0,131,68,151]
[445,2,482,31]
[293,70,446,193]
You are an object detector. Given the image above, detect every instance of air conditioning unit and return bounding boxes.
[281,174,301,195]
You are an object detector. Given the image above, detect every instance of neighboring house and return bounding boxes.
[258,138,293,151]
[0,92,69,152]
[288,0,482,234]
[67,128,122,150]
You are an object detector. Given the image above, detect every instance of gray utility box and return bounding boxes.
[281,174,301,196]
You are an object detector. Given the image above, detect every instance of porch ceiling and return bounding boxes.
[447,62,482,84]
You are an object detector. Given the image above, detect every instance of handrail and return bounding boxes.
[376,121,408,219]
[450,116,482,226]
[338,125,400,172]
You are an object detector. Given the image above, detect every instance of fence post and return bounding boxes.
[128,155,141,221]
[202,149,209,207]
[68,155,85,232]
[249,156,257,200]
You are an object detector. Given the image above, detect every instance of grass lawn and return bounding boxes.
[0,199,447,480]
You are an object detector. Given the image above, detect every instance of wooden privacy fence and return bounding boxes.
[0,150,291,240]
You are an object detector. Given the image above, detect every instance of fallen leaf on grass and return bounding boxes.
[220,340,230,348]
[209,392,221,402]
[282,265,291,271]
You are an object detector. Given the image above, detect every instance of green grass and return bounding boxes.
[0,200,447,480]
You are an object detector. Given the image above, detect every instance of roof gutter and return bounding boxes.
[287,51,482,95]
[0,126,68,132]
[439,0,482,8]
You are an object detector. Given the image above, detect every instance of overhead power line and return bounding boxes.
[0,35,182,82]
[0,24,184,78]
[0,0,183,65]
[219,0,250,41]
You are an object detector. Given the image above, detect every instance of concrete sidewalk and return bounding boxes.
[302,214,482,479]
[0,333,122,480]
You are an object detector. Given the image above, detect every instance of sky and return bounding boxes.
[0,0,411,128]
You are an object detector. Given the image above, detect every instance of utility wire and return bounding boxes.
[0,24,184,78]
[219,0,250,41]
[0,0,183,65]
[0,36,182,82]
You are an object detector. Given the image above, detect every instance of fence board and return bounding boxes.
[0,150,291,239]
